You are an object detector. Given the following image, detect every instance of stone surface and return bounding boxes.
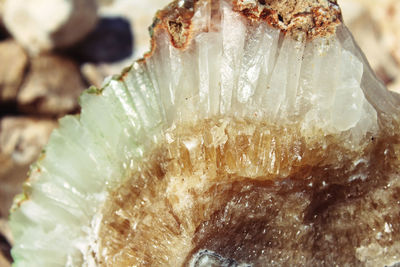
[339,0,400,91]
[17,54,86,116]
[367,0,400,65]
[81,60,136,88]
[0,117,56,217]
[340,0,399,84]
[81,63,105,89]
[0,253,10,267]
[0,39,28,103]
[3,0,98,54]
[380,5,400,99]
[233,0,341,40]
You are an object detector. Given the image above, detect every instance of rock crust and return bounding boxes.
[233,0,341,40]
[3,0,98,54]
[147,0,342,54]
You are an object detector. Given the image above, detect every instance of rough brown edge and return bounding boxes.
[140,0,198,62]
[140,0,343,61]
[233,0,342,40]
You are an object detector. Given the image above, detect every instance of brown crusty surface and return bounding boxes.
[145,0,342,56]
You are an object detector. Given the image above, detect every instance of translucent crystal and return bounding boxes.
[9,0,400,266]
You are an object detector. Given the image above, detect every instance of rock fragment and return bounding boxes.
[0,253,10,267]
[0,118,55,266]
[3,0,98,54]
[0,40,28,103]
[371,0,400,65]
[341,0,398,83]
[0,117,56,216]
[17,54,86,116]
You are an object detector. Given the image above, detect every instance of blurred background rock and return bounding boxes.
[3,0,99,54]
[341,0,400,93]
[0,0,399,265]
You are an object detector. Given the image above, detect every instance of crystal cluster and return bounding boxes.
[9,0,400,266]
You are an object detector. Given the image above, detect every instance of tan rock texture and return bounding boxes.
[0,117,56,217]
[354,0,400,66]
[233,0,342,39]
[17,55,86,116]
[146,0,342,57]
[0,253,10,267]
[3,0,98,54]
[0,40,28,102]
[340,0,400,88]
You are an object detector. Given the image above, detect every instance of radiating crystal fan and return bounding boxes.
[9,0,400,266]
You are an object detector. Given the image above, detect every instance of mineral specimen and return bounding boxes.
[9,0,400,266]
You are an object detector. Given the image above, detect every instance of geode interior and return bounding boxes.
[9,0,400,266]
